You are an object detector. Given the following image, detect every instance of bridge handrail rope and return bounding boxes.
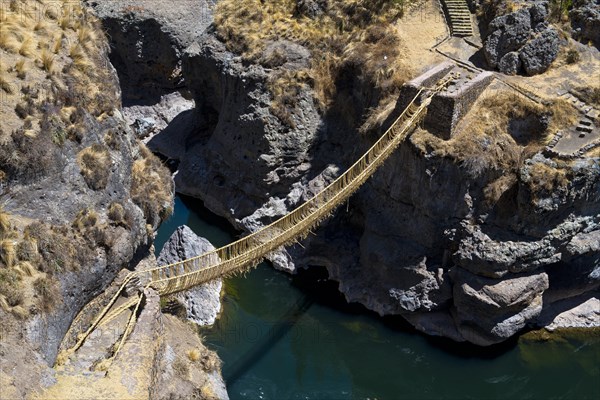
[59,74,453,364]
[144,75,453,295]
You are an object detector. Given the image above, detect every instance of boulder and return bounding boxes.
[484,8,532,68]
[498,51,521,75]
[295,0,328,18]
[570,0,600,48]
[519,28,560,76]
[451,267,549,345]
[260,40,312,70]
[157,226,222,326]
[529,2,548,24]
[483,4,559,75]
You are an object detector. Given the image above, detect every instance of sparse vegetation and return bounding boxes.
[187,349,201,362]
[412,90,579,179]
[131,145,174,226]
[77,144,112,190]
[565,48,580,64]
[33,276,60,312]
[72,208,99,231]
[527,161,570,196]
[549,0,573,23]
[39,49,55,72]
[573,86,600,107]
[172,358,190,378]
[14,59,28,79]
[215,0,412,123]
[0,268,24,309]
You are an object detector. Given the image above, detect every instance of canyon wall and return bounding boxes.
[91,0,599,346]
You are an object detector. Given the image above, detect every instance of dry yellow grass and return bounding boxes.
[77,144,111,190]
[412,89,579,179]
[131,144,174,226]
[215,0,411,117]
[187,349,201,362]
[14,59,28,79]
[0,1,118,319]
[527,161,569,195]
[1,0,115,143]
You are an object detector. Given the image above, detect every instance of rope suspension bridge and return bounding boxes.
[58,74,454,367]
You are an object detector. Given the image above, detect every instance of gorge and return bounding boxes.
[0,0,598,399]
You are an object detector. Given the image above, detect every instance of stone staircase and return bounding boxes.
[441,0,474,37]
[545,92,600,158]
[562,92,599,138]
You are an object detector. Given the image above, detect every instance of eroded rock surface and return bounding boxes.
[157,226,223,326]
[91,0,600,347]
[483,4,560,75]
[570,0,600,48]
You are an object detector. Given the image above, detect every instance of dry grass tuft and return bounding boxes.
[39,49,55,73]
[0,72,14,93]
[33,276,60,312]
[14,59,28,79]
[18,36,36,57]
[0,207,11,236]
[187,349,201,362]
[77,144,111,190]
[0,239,17,268]
[14,261,35,277]
[72,208,99,231]
[0,27,21,53]
[0,268,23,307]
[131,144,174,226]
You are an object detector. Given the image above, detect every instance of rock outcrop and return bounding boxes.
[483,4,560,75]
[89,0,600,347]
[157,225,223,326]
[157,226,223,326]
[570,0,600,48]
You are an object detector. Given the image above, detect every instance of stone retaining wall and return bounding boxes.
[395,62,455,114]
[424,71,494,139]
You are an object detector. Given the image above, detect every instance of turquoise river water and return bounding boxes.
[155,195,600,400]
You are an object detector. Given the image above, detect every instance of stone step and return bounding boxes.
[586,109,599,120]
[580,119,592,126]
[576,125,593,133]
[450,13,471,17]
[579,132,586,138]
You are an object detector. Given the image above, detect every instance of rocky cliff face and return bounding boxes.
[0,1,174,397]
[90,0,599,347]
